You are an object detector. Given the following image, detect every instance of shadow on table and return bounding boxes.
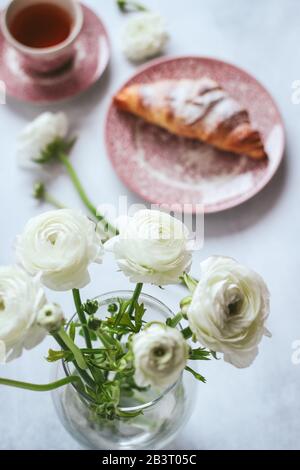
[5,64,112,129]
[204,152,289,238]
[114,150,289,240]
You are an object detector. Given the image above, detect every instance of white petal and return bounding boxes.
[223,347,259,369]
[0,265,47,362]
[23,324,47,350]
[0,341,6,364]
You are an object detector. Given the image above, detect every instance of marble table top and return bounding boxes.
[0,0,299,450]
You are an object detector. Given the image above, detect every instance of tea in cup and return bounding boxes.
[0,0,83,73]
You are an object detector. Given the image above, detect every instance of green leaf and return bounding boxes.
[119,312,136,330]
[113,299,131,325]
[117,0,147,12]
[32,182,45,200]
[46,349,73,363]
[58,327,87,370]
[117,0,127,10]
[210,350,219,360]
[91,380,122,418]
[185,365,206,383]
[180,273,198,293]
[97,329,121,350]
[85,386,97,400]
[116,357,129,372]
[92,402,117,420]
[111,298,142,332]
[69,322,76,342]
[107,381,121,403]
[81,348,110,354]
[189,347,212,361]
[34,137,76,165]
[79,327,97,342]
[88,362,112,372]
[134,302,146,332]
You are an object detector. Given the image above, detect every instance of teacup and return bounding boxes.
[0,0,83,74]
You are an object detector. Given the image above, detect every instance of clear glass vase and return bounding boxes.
[51,291,195,450]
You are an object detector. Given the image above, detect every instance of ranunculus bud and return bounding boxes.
[83,299,99,316]
[37,303,65,333]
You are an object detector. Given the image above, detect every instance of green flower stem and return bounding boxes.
[181,273,198,293]
[127,283,143,318]
[33,182,66,209]
[59,153,118,236]
[180,295,192,313]
[182,326,193,340]
[44,192,66,209]
[0,375,82,392]
[73,289,92,350]
[52,333,96,389]
[59,153,96,215]
[185,365,206,384]
[57,326,87,370]
[167,312,184,328]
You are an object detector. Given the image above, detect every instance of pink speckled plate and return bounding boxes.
[105,56,285,214]
[0,4,110,104]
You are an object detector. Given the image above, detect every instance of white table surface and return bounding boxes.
[0,0,299,450]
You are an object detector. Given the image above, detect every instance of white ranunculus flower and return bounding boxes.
[16,209,103,292]
[37,303,65,333]
[17,112,68,168]
[0,266,47,363]
[132,323,189,389]
[105,210,192,286]
[187,257,271,368]
[122,12,169,62]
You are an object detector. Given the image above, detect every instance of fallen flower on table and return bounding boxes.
[122,12,169,62]
[17,112,118,238]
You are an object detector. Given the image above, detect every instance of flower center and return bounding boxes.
[0,297,5,312]
[228,298,242,316]
[153,346,166,357]
[225,284,242,316]
[48,233,58,245]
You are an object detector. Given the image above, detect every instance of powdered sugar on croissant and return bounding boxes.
[114,78,267,159]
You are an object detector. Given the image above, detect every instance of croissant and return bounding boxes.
[114,78,267,159]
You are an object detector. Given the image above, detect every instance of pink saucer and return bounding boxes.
[105,56,285,214]
[0,4,110,104]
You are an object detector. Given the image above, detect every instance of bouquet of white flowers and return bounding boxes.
[0,112,271,448]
